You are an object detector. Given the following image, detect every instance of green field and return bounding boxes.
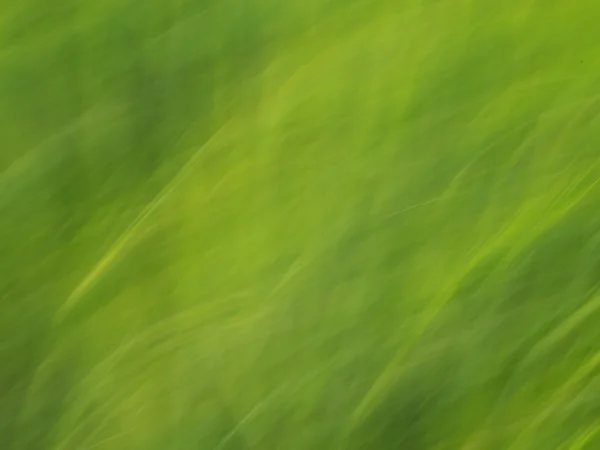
[3,0,600,449]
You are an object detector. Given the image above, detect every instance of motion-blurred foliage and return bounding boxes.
[3,0,600,449]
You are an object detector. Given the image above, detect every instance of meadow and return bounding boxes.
[2,0,600,449]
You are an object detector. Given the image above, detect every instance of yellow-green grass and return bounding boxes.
[3,0,600,449]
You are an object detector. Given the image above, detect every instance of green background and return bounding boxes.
[2,0,600,449]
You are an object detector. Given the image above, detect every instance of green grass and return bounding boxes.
[3,0,600,449]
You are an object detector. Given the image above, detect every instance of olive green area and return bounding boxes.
[3,0,600,449]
